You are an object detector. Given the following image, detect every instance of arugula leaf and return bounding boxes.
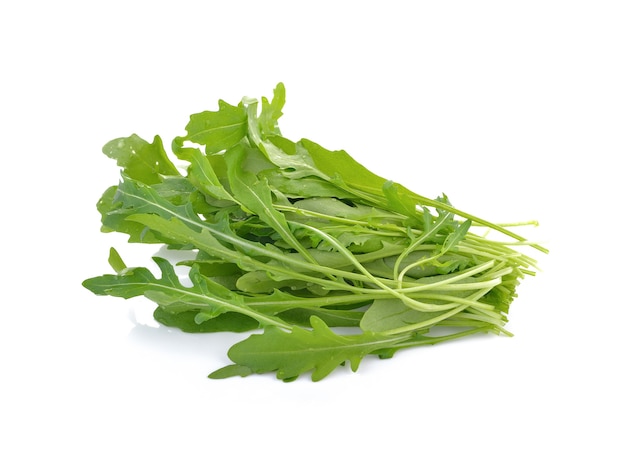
[211,316,413,382]
[173,145,236,203]
[258,82,286,136]
[173,100,247,154]
[83,257,290,330]
[103,134,180,185]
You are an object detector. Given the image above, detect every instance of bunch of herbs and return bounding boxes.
[83,83,545,381]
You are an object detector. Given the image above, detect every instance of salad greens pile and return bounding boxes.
[83,83,546,382]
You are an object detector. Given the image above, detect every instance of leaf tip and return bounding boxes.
[208,364,253,380]
[107,247,127,274]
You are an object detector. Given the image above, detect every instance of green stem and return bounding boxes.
[388,325,494,351]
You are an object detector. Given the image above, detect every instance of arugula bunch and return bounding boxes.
[83,83,546,382]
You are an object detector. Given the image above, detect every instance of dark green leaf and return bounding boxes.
[153,307,259,333]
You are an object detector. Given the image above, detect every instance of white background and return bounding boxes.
[1,1,624,447]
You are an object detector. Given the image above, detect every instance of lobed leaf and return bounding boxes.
[215,316,412,382]
[103,134,179,185]
[174,100,247,154]
[83,257,289,330]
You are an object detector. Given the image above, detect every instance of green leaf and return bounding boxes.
[245,102,330,181]
[152,177,197,205]
[300,138,391,201]
[107,247,127,274]
[208,364,253,380]
[103,134,179,185]
[442,219,472,253]
[236,270,309,294]
[101,174,207,241]
[263,172,355,200]
[126,214,254,270]
[360,298,453,333]
[173,145,236,202]
[83,258,290,329]
[361,251,443,280]
[224,143,317,263]
[222,316,411,381]
[153,307,259,333]
[96,186,162,243]
[175,100,247,154]
[277,308,364,328]
[258,82,286,137]
[382,180,423,223]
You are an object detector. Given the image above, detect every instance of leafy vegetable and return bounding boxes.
[83,83,546,382]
